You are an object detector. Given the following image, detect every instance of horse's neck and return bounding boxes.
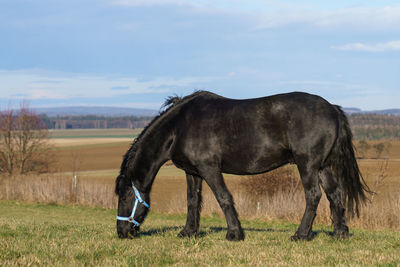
[130,122,174,192]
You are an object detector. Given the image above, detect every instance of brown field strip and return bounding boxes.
[53,140,132,171]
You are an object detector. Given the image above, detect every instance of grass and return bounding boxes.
[51,135,137,139]
[1,201,400,266]
[48,128,142,139]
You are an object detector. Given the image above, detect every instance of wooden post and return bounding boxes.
[72,175,78,203]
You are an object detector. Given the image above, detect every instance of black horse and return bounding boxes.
[115,91,369,241]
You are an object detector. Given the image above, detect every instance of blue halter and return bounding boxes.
[116,182,150,227]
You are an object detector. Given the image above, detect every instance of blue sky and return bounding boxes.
[0,0,399,110]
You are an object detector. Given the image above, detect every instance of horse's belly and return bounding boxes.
[220,148,293,175]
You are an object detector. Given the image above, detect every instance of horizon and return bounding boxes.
[1,1,399,110]
[31,104,400,112]
[29,106,400,115]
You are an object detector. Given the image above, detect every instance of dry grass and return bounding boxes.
[0,156,400,230]
[2,165,398,231]
[165,182,400,231]
[0,174,117,209]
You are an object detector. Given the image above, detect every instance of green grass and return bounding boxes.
[49,129,142,139]
[50,134,138,139]
[1,201,400,266]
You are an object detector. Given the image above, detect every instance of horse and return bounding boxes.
[115,91,369,241]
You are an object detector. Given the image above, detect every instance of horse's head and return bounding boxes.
[115,175,150,239]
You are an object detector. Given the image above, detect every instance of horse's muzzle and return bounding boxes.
[117,223,140,239]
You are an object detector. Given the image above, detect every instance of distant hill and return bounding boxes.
[343,108,400,116]
[367,109,400,116]
[33,106,400,118]
[342,107,362,114]
[33,106,158,117]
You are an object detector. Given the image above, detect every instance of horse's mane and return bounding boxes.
[115,90,210,194]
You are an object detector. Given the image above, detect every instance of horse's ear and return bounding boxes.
[115,175,126,195]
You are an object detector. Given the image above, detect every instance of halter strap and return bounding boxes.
[117,182,149,227]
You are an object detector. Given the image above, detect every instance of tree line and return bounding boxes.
[348,113,400,140]
[39,114,153,129]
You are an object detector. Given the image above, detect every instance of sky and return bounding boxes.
[0,0,399,110]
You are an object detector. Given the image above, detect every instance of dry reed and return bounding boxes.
[1,168,399,230]
[164,187,400,230]
[0,174,117,209]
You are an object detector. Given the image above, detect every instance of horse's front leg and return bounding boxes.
[178,173,203,238]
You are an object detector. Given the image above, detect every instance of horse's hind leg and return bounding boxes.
[319,167,349,239]
[292,164,322,241]
[201,169,244,241]
[178,173,203,238]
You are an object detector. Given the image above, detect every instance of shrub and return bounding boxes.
[240,166,301,199]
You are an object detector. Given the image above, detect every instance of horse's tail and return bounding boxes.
[329,106,370,217]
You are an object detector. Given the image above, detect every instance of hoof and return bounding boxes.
[333,229,350,240]
[226,229,245,241]
[177,229,197,238]
[290,233,312,241]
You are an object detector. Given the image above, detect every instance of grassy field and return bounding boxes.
[1,201,400,266]
[1,129,400,265]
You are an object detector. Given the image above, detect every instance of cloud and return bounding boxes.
[331,40,400,52]
[251,4,400,30]
[314,5,400,29]
[110,0,197,7]
[111,86,130,90]
[112,2,400,31]
[0,69,214,100]
[30,89,66,100]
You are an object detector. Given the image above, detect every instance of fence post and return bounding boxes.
[72,175,78,203]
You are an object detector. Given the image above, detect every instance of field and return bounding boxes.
[45,130,400,212]
[1,201,400,266]
[1,129,400,265]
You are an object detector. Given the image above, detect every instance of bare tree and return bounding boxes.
[0,102,54,175]
[0,107,15,175]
